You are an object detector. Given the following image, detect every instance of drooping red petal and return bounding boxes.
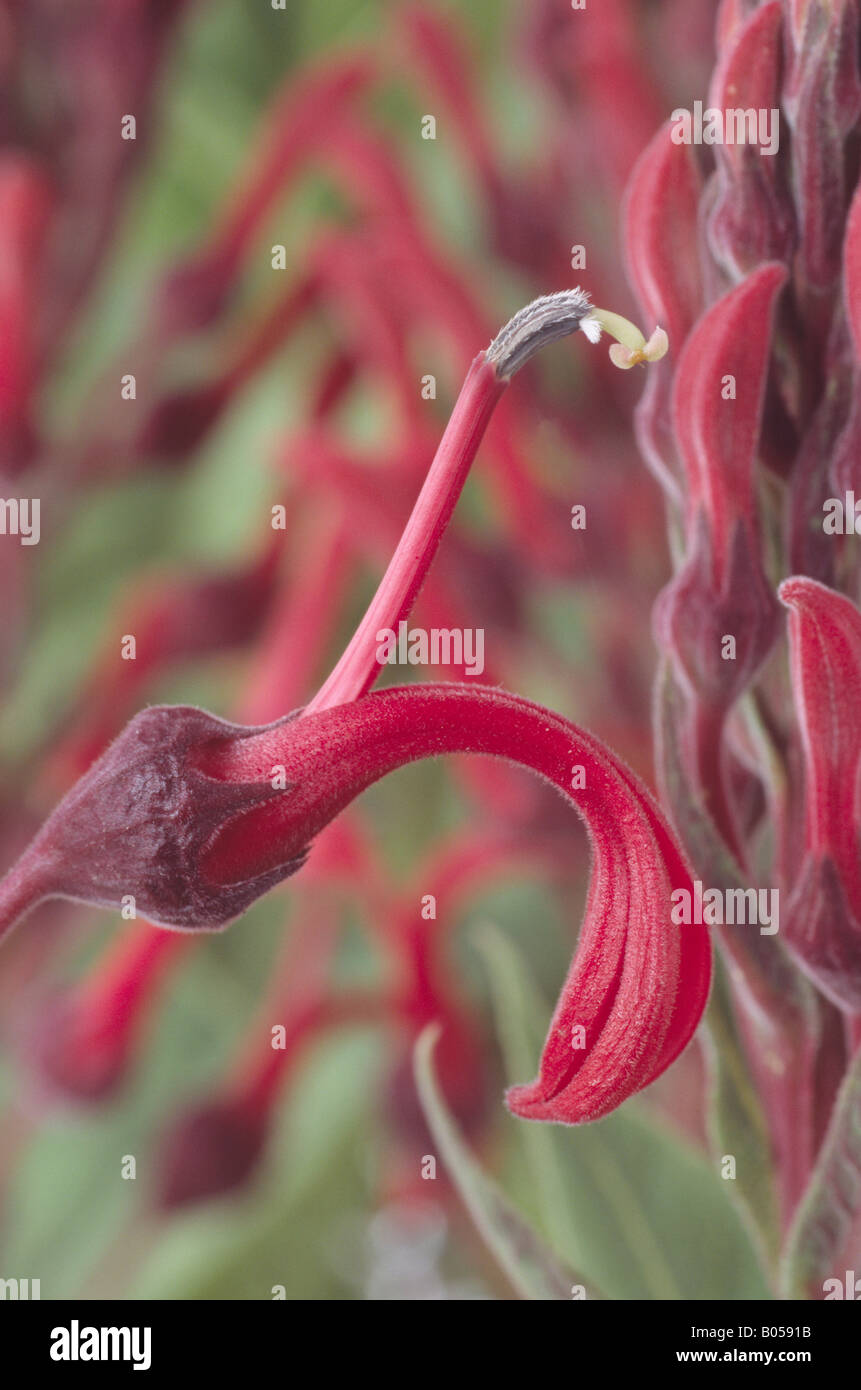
[196,684,711,1124]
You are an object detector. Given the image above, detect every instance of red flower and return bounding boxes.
[0,292,709,1126]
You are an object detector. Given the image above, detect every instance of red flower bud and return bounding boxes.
[655,511,780,708]
[155,1096,269,1210]
[2,705,309,934]
[655,264,785,706]
[623,122,703,353]
[705,2,795,280]
[622,122,704,501]
[780,576,861,1009]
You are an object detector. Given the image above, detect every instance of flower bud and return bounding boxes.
[655,265,785,707]
[155,1097,268,1210]
[11,705,308,934]
[780,577,861,1008]
[705,2,795,280]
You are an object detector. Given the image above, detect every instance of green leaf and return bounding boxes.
[475,921,770,1300]
[125,1030,382,1300]
[701,957,781,1274]
[472,920,585,1266]
[413,1025,597,1300]
[0,1110,142,1299]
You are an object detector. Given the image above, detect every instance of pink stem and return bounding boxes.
[306,286,599,713]
[0,844,54,945]
[305,354,505,714]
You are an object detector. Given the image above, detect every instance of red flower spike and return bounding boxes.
[780,577,861,1009]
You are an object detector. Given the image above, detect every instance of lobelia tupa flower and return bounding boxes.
[0,290,711,1127]
[7,0,861,1301]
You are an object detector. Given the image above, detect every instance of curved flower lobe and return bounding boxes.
[195,684,711,1125]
